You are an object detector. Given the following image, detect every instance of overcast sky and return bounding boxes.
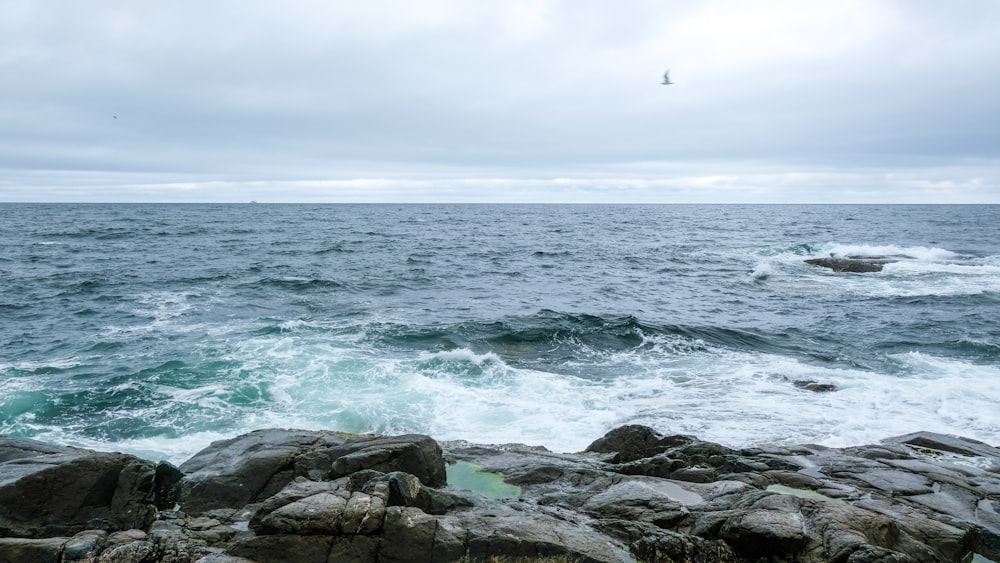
[2,0,999,203]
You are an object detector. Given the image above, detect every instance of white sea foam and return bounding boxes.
[9,320,998,465]
[823,243,961,262]
[752,242,1000,298]
[103,332,998,463]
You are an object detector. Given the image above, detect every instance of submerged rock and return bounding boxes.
[3,427,1000,563]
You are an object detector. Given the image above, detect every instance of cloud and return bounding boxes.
[1,0,999,201]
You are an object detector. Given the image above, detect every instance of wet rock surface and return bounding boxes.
[1,426,999,562]
[805,256,898,273]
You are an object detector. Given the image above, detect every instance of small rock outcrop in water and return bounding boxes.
[805,256,897,273]
[793,379,838,393]
[2,427,1000,563]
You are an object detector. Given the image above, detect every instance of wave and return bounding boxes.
[11,320,995,465]
[822,243,963,262]
[250,277,348,291]
[751,242,1000,298]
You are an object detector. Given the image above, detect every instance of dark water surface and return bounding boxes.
[2,204,998,462]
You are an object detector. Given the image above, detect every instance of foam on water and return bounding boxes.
[33,326,989,464]
[823,243,962,262]
[752,242,1000,298]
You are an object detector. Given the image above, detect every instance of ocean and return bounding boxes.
[1,203,998,464]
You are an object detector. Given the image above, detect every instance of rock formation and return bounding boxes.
[804,257,897,273]
[2,426,999,562]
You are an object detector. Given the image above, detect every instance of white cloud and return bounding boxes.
[1,0,999,201]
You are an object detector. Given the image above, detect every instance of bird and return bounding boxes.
[661,70,674,85]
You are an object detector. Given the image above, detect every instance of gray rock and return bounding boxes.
[585,425,694,463]
[153,462,184,510]
[63,530,108,561]
[178,429,347,514]
[6,426,1000,563]
[794,379,838,392]
[192,556,257,563]
[326,434,447,487]
[0,438,157,538]
[888,431,1000,463]
[377,507,438,563]
[226,533,332,563]
[96,540,155,563]
[178,430,446,515]
[0,537,66,563]
[327,535,380,563]
[256,491,347,535]
[805,257,894,272]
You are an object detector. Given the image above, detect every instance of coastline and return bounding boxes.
[2,425,999,562]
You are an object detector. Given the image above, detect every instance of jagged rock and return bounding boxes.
[794,379,838,392]
[324,434,447,487]
[377,507,438,563]
[178,430,447,515]
[153,462,184,510]
[0,438,157,538]
[805,257,894,273]
[718,497,809,558]
[887,431,1000,463]
[178,429,348,514]
[599,520,742,563]
[585,425,694,462]
[192,556,257,563]
[63,530,108,561]
[0,537,67,563]
[5,426,1000,563]
[226,533,332,563]
[96,540,155,563]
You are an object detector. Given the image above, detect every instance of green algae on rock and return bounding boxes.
[446,461,521,499]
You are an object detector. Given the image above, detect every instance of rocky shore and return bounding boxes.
[2,426,999,563]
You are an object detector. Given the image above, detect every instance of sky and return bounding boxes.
[2,0,999,203]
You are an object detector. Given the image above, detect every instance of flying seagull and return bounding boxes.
[661,70,674,85]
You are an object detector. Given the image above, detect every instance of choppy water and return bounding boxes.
[1,203,998,463]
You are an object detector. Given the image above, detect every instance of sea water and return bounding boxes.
[1,203,998,464]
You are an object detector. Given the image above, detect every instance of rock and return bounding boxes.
[887,431,1000,463]
[719,508,808,558]
[192,556,258,563]
[107,529,148,545]
[0,437,157,538]
[178,430,446,514]
[600,520,742,563]
[794,379,838,392]
[153,462,184,510]
[96,540,155,563]
[6,426,1000,563]
[327,535,380,563]
[805,257,893,273]
[226,533,333,563]
[585,425,695,463]
[326,434,447,487]
[256,491,348,535]
[377,507,438,563]
[63,530,108,561]
[178,429,347,514]
[0,537,66,563]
